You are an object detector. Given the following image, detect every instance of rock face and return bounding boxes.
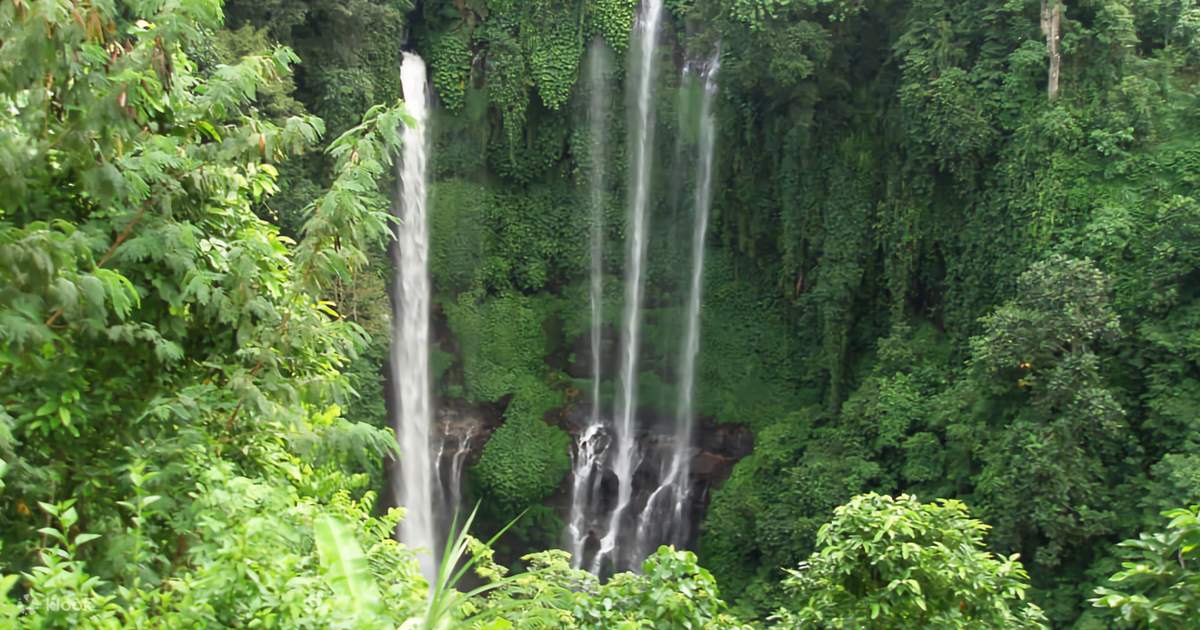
[551,404,754,552]
[434,402,502,458]
[565,323,620,381]
[381,400,501,528]
[431,402,502,512]
[694,423,755,479]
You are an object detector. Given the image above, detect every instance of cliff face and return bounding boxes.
[413,391,753,556]
[433,403,504,476]
[551,403,753,554]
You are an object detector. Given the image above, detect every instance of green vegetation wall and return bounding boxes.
[220,0,1200,625]
[678,1,1200,624]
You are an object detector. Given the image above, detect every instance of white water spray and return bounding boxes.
[390,52,436,584]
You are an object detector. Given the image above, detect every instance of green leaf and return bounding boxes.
[196,120,222,142]
[314,515,383,619]
[0,575,18,598]
[74,533,102,546]
[37,527,65,542]
[94,269,141,320]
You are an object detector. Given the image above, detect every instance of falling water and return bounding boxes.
[672,51,720,527]
[566,423,607,566]
[594,0,665,574]
[566,39,613,568]
[586,40,609,449]
[635,52,721,556]
[390,51,437,584]
[439,421,478,518]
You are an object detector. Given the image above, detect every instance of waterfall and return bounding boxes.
[671,52,719,527]
[390,52,437,584]
[563,6,721,577]
[594,0,664,574]
[566,423,607,566]
[566,38,612,568]
[439,420,478,519]
[634,51,721,556]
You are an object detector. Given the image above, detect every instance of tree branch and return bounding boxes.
[45,205,148,327]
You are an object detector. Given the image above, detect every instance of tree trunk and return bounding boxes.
[1041,0,1063,101]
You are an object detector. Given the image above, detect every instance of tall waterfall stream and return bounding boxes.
[391,51,436,583]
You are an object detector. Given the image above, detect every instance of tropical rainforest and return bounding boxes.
[2,0,1200,628]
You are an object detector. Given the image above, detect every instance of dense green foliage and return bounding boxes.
[0,0,422,626]
[410,0,1200,623]
[4,0,1200,628]
[773,493,1047,628]
[667,1,1200,623]
[1091,505,1200,629]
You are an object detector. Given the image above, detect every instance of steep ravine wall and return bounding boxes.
[224,1,1200,623]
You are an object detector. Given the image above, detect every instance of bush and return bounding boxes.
[472,378,571,512]
[775,493,1047,629]
[1092,505,1200,629]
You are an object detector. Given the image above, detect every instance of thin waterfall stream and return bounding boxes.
[439,420,478,520]
[593,0,665,574]
[566,38,613,569]
[672,50,720,530]
[634,52,721,557]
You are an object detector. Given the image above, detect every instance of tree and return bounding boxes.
[1042,1,1064,100]
[0,1,418,626]
[965,255,1127,569]
[1092,506,1200,629]
[774,493,1047,629]
[479,546,749,629]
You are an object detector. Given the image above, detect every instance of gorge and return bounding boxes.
[4,1,1200,627]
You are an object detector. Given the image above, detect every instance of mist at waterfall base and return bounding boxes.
[564,7,724,574]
